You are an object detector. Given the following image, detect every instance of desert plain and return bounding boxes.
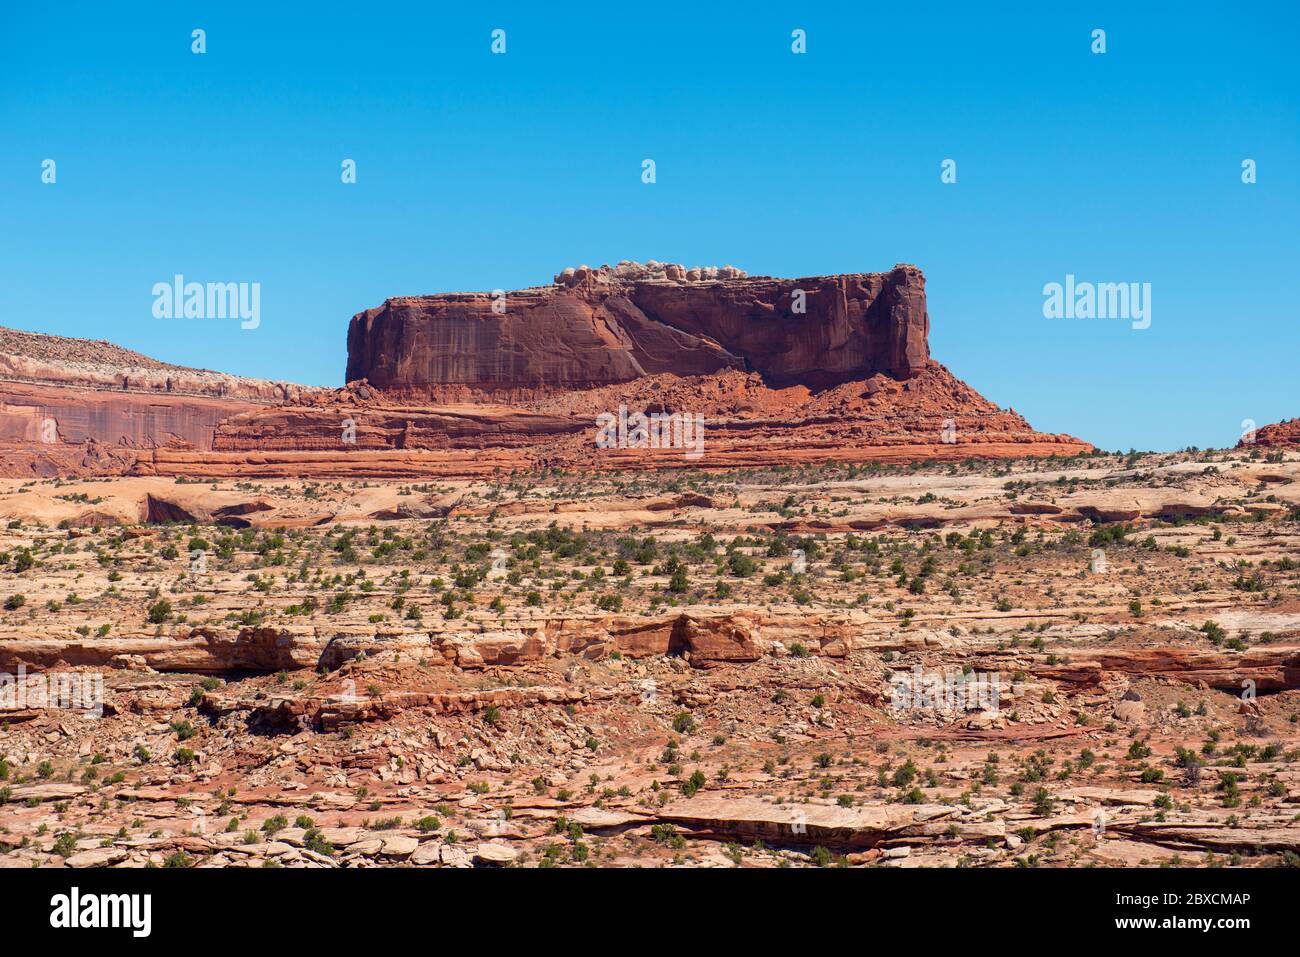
[2,447,1298,869]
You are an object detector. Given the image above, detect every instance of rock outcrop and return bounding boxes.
[1243,418,1300,449]
[346,261,931,400]
[0,263,1095,478]
[186,360,1091,477]
[0,326,311,476]
[0,326,305,403]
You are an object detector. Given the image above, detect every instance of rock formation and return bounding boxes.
[182,362,1090,478]
[0,326,308,476]
[1242,418,1300,449]
[0,263,1094,478]
[345,261,931,400]
[0,325,305,403]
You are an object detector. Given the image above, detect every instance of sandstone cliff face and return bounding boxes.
[0,264,1095,479]
[0,327,306,403]
[0,326,314,475]
[345,262,930,399]
[0,381,264,451]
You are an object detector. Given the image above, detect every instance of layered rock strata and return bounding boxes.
[345,261,931,400]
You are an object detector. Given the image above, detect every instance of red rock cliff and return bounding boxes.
[0,325,313,475]
[345,262,930,400]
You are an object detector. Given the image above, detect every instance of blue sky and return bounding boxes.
[2,1,1296,451]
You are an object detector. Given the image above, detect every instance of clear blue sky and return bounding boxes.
[2,1,1296,451]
